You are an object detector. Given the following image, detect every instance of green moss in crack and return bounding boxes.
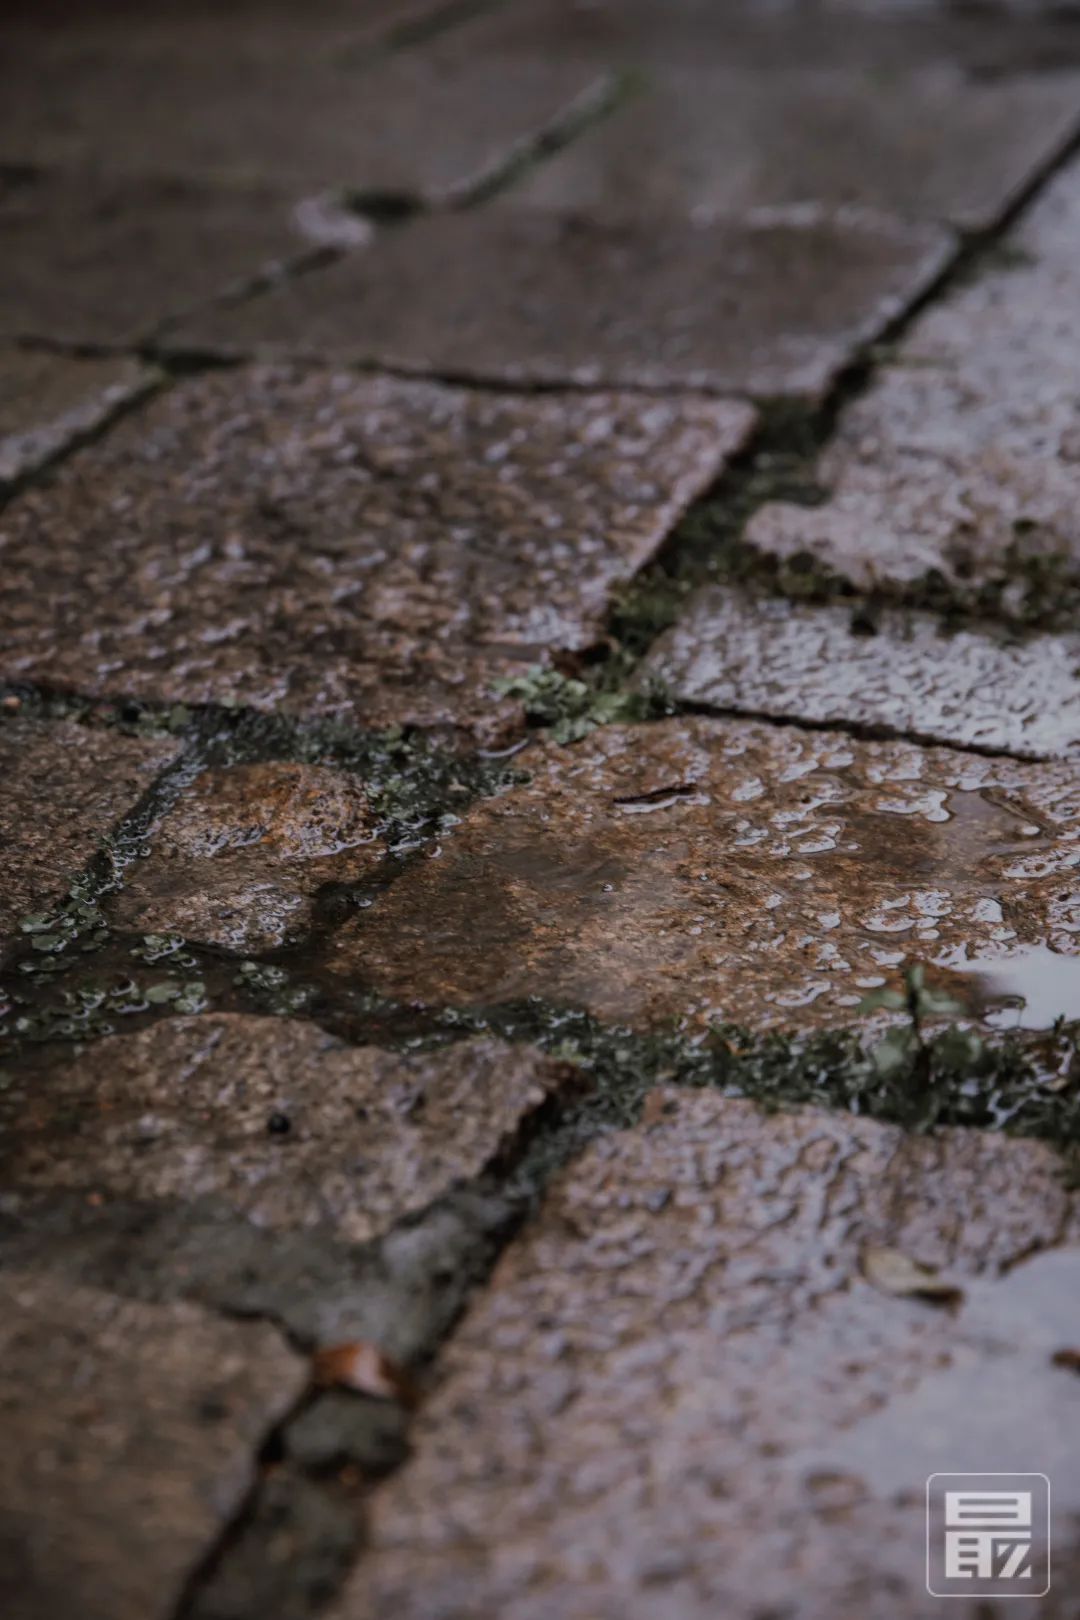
[491,666,674,744]
[1,969,209,1051]
[196,710,526,853]
[412,997,1080,1199]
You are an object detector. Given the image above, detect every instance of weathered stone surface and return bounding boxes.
[0,1018,574,1244]
[0,1267,306,1620]
[0,349,157,487]
[0,716,176,942]
[329,716,1080,1031]
[0,31,609,201]
[7,0,440,40]
[511,67,1080,229]
[109,761,381,951]
[748,155,1080,594]
[0,173,325,347]
[643,588,1080,759]
[0,367,751,735]
[329,1093,1080,1620]
[461,0,1080,76]
[175,208,952,399]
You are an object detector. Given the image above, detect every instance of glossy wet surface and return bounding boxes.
[3,3,1080,1618]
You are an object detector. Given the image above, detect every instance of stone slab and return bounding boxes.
[108,761,382,951]
[0,31,610,200]
[0,1266,306,1620]
[0,1018,575,1244]
[0,173,329,347]
[328,1093,1080,1620]
[510,66,1080,229]
[460,0,1080,76]
[328,715,1080,1032]
[6,0,441,41]
[0,716,177,943]
[643,589,1080,759]
[0,349,157,487]
[174,208,953,399]
[0,366,752,737]
[747,154,1080,597]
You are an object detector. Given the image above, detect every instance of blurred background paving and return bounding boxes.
[3,3,1080,1618]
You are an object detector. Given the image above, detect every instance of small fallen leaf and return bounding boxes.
[313,1341,418,1407]
[860,1245,964,1306]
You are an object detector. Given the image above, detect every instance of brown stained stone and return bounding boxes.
[328,1093,1080,1620]
[328,716,1080,1032]
[108,761,381,951]
[0,716,177,942]
[510,67,1080,230]
[174,208,953,400]
[642,589,1080,760]
[0,367,752,735]
[0,173,327,348]
[0,348,157,487]
[0,1018,574,1244]
[0,30,610,201]
[748,155,1080,592]
[0,1267,306,1620]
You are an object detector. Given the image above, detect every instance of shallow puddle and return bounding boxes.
[964,944,1080,1030]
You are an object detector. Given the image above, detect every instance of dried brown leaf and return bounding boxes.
[312,1341,419,1407]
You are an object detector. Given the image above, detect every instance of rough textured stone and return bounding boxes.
[0,31,610,201]
[0,173,327,347]
[748,155,1080,593]
[175,208,952,399]
[510,67,1080,229]
[461,0,1080,76]
[0,349,157,487]
[0,366,752,736]
[643,588,1080,759]
[330,715,1080,1032]
[6,0,440,40]
[0,716,176,942]
[0,1018,575,1244]
[0,1267,306,1620]
[109,761,381,951]
[328,1093,1080,1620]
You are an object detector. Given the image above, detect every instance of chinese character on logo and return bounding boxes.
[927,1474,1050,1598]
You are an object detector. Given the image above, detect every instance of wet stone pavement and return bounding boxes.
[3,4,1080,1618]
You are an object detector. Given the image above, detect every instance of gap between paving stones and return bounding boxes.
[6,687,1080,1620]
[7,134,1080,1617]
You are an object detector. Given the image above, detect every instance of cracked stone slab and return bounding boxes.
[747,154,1080,597]
[328,715,1080,1032]
[0,173,329,348]
[0,716,177,945]
[0,1267,306,1620]
[509,66,1080,230]
[327,1093,1080,1620]
[0,1018,576,1245]
[0,366,752,737]
[108,761,383,951]
[0,349,157,487]
[174,208,952,399]
[643,589,1080,760]
[0,30,611,201]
